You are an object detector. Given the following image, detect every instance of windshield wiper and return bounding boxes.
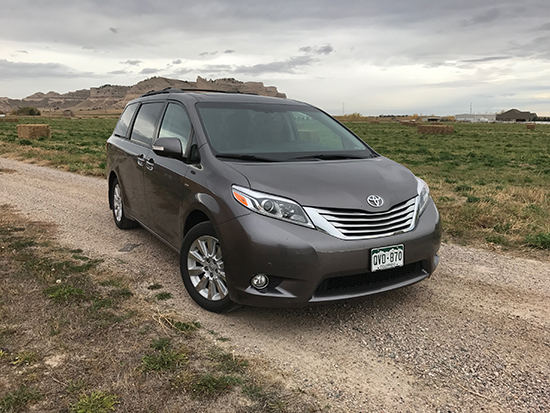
[216,154,280,162]
[292,153,366,161]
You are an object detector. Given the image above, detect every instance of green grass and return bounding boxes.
[346,121,550,252]
[71,392,119,413]
[190,374,243,398]
[0,385,43,412]
[155,291,172,300]
[0,117,117,177]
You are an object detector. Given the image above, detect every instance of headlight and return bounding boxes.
[232,185,314,228]
[416,177,430,216]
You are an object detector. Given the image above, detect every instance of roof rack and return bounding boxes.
[140,87,248,98]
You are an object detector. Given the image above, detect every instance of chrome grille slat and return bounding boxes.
[309,197,418,239]
[316,200,415,218]
[327,206,416,224]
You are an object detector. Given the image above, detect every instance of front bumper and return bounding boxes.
[217,199,441,307]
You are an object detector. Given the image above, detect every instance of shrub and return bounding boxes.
[11,106,41,116]
[525,232,550,249]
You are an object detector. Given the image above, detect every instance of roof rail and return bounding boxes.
[140,87,247,98]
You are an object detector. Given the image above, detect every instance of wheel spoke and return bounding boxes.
[198,239,210,258]
[195,275,209,292]
[188,265,204,277]
[189,248,205,265]
[214,278,228,298]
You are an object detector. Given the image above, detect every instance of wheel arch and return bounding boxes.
[183,209,211,238]
[108,171,118,210]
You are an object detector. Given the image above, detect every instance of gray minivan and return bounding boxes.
[107,88,441,312]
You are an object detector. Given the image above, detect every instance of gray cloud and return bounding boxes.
[0,59,93,79]
[108,69,129,75]
[234,56,316,75]
[299,45,333,55]
[461,56,511,64]
[2,0,550,114]
[140,68,160,75]
[461,8,501,26]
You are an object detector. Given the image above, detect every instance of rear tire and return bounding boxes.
[180,222,236,313]
[110,177,138,229]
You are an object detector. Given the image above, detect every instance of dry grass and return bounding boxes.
[0,206,322,412]
[16,124,51,139]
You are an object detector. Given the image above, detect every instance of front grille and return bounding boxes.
[312,197,416,239]
[313,262,424,298]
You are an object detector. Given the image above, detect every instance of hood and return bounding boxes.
[226,157,418,211]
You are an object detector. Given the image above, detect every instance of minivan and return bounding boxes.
[107,88,441,312]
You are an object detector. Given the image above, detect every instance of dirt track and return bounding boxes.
[1,157,549,412]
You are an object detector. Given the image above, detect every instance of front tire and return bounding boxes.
[110,177,138,229]
[180,222,236,312]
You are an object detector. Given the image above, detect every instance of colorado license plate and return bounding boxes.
[371,244,404,272]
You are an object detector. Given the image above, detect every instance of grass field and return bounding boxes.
[1,117,549,255]
[346,121,550,254]
[0,117,117,176]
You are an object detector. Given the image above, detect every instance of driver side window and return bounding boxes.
[158,103,192,149]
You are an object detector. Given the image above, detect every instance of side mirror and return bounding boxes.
[153,138,184,160]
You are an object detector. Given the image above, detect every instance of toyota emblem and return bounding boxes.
[367,195,384,208]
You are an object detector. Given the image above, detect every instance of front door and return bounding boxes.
[144,102,192,248]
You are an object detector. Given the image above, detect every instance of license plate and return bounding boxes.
[371,244,404,272]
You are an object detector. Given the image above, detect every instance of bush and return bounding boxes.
[11,106,41,116]
[525,232,550,249]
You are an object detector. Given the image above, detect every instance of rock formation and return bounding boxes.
[0,77,286,114]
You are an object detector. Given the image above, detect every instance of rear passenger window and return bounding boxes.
[130,102,164,147]
[158,103,192,148]
[113,103,138,138]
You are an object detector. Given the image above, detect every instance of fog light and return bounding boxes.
[251,274,269,290]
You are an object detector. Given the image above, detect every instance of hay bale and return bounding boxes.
[1,117,18,122]
[370,120,380,124]
[526,123,536,130]
[401,121,419,127]
[417,125,454,135]
[17,124,51,139]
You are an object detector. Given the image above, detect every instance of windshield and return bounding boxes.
[196,102,376,161]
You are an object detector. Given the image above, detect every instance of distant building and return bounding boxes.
[496,109,537,122]
[455,113,496,123]
[421,116,442,122]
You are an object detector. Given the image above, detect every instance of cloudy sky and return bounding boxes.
[1,0,549,116]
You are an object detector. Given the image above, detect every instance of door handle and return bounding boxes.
[137,154,145,167]
[146,158,155,171]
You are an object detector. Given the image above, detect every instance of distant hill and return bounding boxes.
[0,76,286,114]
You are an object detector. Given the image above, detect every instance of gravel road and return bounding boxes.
[1,157,549,412]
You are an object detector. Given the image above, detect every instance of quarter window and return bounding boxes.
[158,103,192,148]
[113,103,138,138]
[130,102,164,147]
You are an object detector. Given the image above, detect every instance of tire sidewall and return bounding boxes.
[111,177,136,229]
